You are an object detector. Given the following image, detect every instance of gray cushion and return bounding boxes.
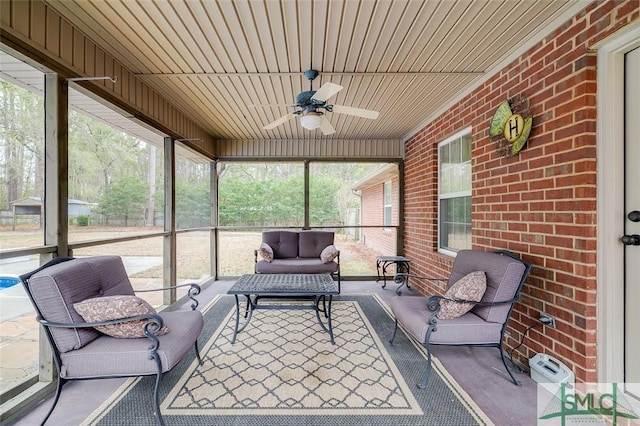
[59,310,203,378]
[28,256,135,352]
[255,258,339,274]
[389,296,503,345]
[298,231,335,258]
[83,256,135,296]
[262,231,299,259]
[447,250,526,323]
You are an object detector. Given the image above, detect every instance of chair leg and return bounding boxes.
[499,343,521,386]
[195,340,203,365]
[389,319,399,344]
[40,376,65,426]
[148,346,166,426]
[418,342,433,389]
[153,370,165,426]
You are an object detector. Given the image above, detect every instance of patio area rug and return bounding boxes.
[81,295,493,425]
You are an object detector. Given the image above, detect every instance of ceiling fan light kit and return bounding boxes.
[259,70,380,135]
[300,111,323,130]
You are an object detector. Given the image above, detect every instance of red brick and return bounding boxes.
[545,163,573,177]
[546,188,575,200]
[545,212,574,223]
[544,113,574,132]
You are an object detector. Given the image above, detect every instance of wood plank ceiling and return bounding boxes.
[42,0,585,143]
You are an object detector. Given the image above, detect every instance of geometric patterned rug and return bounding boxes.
[82,295,493,425]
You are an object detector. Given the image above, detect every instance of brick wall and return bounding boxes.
[403,1,638,383]
[360,176,399,255]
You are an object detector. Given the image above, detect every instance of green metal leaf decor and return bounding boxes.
[511,116,533,155]
[489,100,512,137]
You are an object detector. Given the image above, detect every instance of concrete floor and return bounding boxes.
[5,279,539,426]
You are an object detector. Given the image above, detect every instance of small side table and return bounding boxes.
[376,256,411,294]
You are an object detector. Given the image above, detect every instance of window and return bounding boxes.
[218,162,304,227]
[438,128,472,255]
[383,181,392,228]
[0,65,45,397]
[175,155,209,230]
[216,161,387,276]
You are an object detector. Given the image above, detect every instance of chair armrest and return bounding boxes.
[425,294,521,313]
[39,312,163,330]
[39,313,165,345]
[136,283,202,310]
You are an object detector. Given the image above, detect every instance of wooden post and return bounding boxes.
[210,160,218,279]
[163,137,176,305]
[397,161,405,257]
[304,160,310,230]
[40,73,68,383]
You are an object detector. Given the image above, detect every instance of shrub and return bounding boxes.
[76,215,89,226]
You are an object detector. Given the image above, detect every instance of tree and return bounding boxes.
[68,112,145,202]
[0,80,44,210]
[146,145,157,226]
[175,180,210,228]
[217,163,356,227]
[100,176,148,226]
[309,175,341,225]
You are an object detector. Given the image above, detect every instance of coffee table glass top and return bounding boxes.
[228,273,339,295]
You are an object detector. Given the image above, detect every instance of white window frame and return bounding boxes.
[383,181,392,229]
[438,126,472,257]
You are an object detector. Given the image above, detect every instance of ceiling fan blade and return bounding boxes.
[320,115,336,135]
[311,82,343,102]
[263,113,295,130]
[332,104,379,119]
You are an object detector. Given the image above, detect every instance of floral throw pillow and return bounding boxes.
[259,242,274,262]
[437,271,487,320]
[320,245,339,263]
[74,295,169,338]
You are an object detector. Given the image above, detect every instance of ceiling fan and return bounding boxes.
[259,70,379,135]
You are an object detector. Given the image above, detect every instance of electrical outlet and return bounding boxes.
[539,313,556,328]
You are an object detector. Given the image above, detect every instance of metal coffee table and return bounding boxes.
[227,273,339,344]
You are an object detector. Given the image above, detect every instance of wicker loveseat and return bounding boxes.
[254,230,341,290]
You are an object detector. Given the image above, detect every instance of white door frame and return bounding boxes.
[596,22,640,384]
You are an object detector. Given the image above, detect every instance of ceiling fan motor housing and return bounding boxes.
[296,91,315,106]
[296,91,326,113]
